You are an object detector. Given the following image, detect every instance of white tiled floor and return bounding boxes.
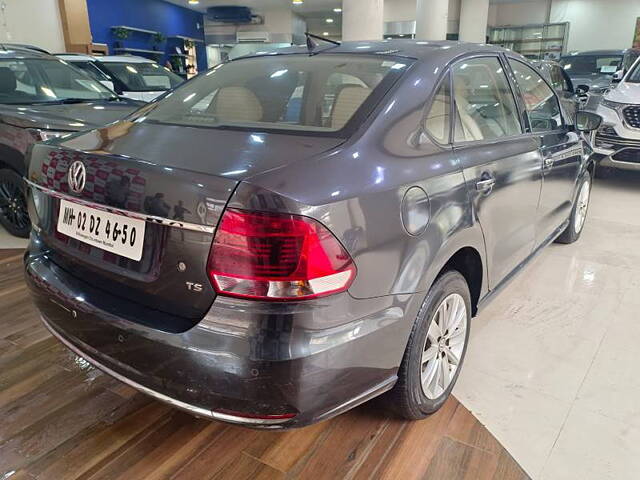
[454,171,640,479]
[0,224,28,249]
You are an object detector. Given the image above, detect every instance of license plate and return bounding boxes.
[57,199,146,261]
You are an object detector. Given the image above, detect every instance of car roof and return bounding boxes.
[56,54,156,64]
[234,39,516,64]
[97,55,155,63]
[56,53,96,61]
[0,44,53,59]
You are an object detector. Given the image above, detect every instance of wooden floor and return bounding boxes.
[0,248,529,480]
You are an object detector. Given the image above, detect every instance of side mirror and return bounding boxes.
[612,70,624,83]
[575,84,590,95]
[575,111,602,132]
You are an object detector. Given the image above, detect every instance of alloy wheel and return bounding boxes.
[420,293,468,400]
[574,179,590,234]
[0,178,30,233]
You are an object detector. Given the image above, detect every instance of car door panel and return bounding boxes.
[458,137,542,289]
[451,55,543,290]
[508,59,581,246]
[537,131,583,242]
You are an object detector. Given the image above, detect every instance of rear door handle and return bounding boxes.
[544,157,554,168]
[476,176,496,193]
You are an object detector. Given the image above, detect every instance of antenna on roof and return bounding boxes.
[304,32,340,55]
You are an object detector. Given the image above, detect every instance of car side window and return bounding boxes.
[423,74,451,144]
[509,60,563,133]
[452,57,521,142]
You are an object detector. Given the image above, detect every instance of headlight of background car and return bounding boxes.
[27,129,72,142]
[600,99,626,111]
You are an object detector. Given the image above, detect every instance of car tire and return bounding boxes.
[384,270,471,420]
[556,173,591,245]
[0,168,30,238]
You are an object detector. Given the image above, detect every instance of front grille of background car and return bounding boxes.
[611,149,640,163]
[595,125,640,150]
[623,106,640,129]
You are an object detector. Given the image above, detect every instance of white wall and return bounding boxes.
[383,0,461,35]
[0,0,65,51]
[383,0,416,22]
[487,1,547,26]
[204,7,297,44]
[551,0,640,51]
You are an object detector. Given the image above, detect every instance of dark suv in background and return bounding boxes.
[0,45,141,237]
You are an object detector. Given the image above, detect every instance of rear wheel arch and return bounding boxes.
[434,247,483,316]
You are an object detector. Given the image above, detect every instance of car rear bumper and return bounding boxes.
[25,248,417,429]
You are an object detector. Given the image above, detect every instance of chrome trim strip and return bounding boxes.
[40,315,292,426]
[24,179,215,234]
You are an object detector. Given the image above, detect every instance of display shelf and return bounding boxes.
[111,25,161,36]
[113,47,163,55]
[488,22,569,60]
[168,35,204,44]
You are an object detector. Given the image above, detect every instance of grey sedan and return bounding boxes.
[24,40,601,428]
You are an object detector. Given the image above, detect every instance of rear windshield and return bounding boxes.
[559,55,622,76]
[141,54,411,134]
[99,62,183,92]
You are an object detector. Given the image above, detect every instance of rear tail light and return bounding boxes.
[207,208,356,301]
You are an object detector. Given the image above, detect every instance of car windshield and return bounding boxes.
[624,59,640,83]
[0,58,115,104]
[559,55,623,76]
[141,54,410,134]
[98,61,183,92]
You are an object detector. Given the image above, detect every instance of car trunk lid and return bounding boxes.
[26,123,345,327]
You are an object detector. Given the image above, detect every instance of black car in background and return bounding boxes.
[559,49,640,110]
[25,40,603,428]
[0,45,141,237]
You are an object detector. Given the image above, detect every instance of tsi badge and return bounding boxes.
[186,282,203,292]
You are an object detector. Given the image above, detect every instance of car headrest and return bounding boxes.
[331,85,371,129]
[210,86,263,123]
[0,67,17,94]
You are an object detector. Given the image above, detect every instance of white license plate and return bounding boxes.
[57,199,146,261]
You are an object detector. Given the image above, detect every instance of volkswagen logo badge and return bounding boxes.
[68,161,86,194]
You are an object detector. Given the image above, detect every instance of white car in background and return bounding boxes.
[57,54,184,102]
[593,57,640,173]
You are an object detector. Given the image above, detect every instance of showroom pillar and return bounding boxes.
[341,0,383,41]
[459,0,490,43]
[415,0,448,41]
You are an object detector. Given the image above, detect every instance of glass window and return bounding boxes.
[98,62,183,92]
[559,55,623,76]
[142,55,411,134]
[509,60,562,132]
[0,58,114,104]
[452,57,521,142]
[70,61,110,83]
[548,65,569,91]
[424,74,450,144]
[624,57,640,83]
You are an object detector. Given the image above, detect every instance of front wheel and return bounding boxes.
[384,270,471,419]
[556,174,591,244]
[0,168,30,238]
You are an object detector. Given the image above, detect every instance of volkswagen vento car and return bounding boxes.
[24,40,602,428]
[0,44,141,238]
